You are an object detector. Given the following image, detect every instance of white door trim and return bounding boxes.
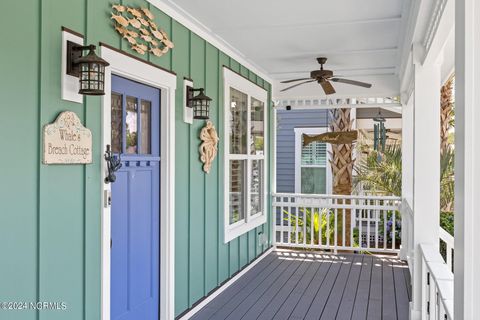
[99,45,176,320]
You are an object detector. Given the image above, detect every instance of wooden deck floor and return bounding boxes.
[190,251,411,320]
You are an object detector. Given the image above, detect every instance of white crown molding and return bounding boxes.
[147,0,273,85]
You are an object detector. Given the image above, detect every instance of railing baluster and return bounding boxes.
[384,208,387,250]
[375,199,379,249]
[367,200,371,250]
[310,207,314,245]
[326,206,330,248]
[392,210,396,250]
[334,199,338,250]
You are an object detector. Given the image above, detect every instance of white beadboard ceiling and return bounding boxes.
[163,0,412,97]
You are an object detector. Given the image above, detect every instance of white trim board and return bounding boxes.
[147,0,273,85]
[178,247,275,320]
[99,45,176,320]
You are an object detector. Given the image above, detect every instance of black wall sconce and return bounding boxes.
[67,41,109,95]
[186,86,212,120]
[104,145,122,184]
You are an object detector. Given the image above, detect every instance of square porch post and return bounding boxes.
[410,44,442,319]
[454,0,480,318]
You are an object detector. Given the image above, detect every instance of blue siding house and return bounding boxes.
[276,109,330,194]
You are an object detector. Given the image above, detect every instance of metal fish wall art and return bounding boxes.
[111,5,174,57]
[138,17,149,27]
[141,7,154,20]
[128,18,141,29]
[131,45,146,55]
[150,29,164,41]
[127,7,142,18]
[111,14,129,27]
[123,35,137,45]
[140,34,153,42]
[139,27,150,36]
[112,4,126,12]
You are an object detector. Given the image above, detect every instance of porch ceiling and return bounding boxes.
[161,0,411,97]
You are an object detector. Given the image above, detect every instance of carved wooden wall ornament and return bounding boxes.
[199,121,219,174]
[111,4,174,57]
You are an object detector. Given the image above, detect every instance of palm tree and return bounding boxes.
[329,108,355,246]
[440,76,454,155]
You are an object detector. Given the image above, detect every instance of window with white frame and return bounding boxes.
[224,67,268,243]
[294,128,332,194]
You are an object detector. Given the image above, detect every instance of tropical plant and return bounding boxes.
[283,208,335,246]
[354,143,402,196]
[440,147,455,211]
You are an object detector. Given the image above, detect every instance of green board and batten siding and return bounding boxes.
[0,0,273,319]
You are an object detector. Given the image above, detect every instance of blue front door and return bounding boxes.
[110,75,160,320]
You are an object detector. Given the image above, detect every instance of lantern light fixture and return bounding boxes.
[187,87,212,120]
[66,41,109,95]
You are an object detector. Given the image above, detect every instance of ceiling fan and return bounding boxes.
[280,57,372,95]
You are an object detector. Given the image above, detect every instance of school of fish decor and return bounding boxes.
[199,121,219,174]
[111,4,174,56]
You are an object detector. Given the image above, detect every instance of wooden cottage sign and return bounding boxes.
[303,130,358,146]
[43,111,92,164]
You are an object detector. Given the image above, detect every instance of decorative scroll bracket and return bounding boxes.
[199,121,219,173]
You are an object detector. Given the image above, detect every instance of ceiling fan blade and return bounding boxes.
[280,77,312,84]
[330,78,372,88]
[280,79,316,92]
[320,81,336,95]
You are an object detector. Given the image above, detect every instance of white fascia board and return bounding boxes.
[147,0,274,85]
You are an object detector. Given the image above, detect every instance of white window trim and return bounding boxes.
[100,45,176,320]
[223,67,268,243]
[294,127,332,194]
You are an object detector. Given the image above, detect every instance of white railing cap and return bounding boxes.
[419,243,445,263]
[272,193,401,201]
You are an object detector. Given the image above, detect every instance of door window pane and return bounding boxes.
[251,160,263,215]
[229,88,248,154]
[126,96,138,154]
[230,160,246,224]
[250,98,264,155]
[140,100,151,154]
[111,92,123,153]
[301,167,327,194]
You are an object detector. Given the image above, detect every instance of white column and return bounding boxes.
[410,45,442,319]
[400,95,414,261]
[454,0,480,318]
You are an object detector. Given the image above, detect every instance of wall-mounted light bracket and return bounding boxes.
[66,41,83,77]
[183,78,194,124]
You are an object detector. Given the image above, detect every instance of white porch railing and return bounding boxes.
[272,193,402,253]
[420,244,454,320]
[439,227,454,272]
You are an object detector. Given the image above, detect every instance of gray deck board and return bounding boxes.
[320,255,355,320]
[269,259,324,320]
[226,258,306,320]
[382,258,398,320]
[367,256,383,320]
[351,255,373,320]
[208,258,297,320]
[190,251,411,320]
[288,255,333,320]
[393,259,410,320]
[335,255,364,320]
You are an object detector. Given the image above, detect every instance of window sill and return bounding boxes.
[224,214,267,243]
